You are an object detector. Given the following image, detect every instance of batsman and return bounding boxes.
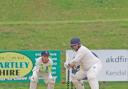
[29,51,55,89]
[65,37,102,89]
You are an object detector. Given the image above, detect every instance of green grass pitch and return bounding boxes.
[0,0,128,89]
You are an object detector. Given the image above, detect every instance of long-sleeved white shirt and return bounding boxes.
[70,45,100,71]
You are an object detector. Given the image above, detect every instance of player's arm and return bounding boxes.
[32,58,40,72]
[64,61,70,69]
[64,52,83,69]
[48,58,53,72]
[69,52,84,68]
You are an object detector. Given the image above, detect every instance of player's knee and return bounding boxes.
[72,79,79,85]
[47,78,55,85]
[30,75,38,82]
[71,76,79,84]
[47,79,55,89]
[87,73,96,80]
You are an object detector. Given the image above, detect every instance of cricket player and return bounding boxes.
[65,37,102,89]
[29,51,55,89]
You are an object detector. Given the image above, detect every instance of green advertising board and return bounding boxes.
[0,50,61,82]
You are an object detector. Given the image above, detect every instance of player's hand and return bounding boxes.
[68,63,75,68]
[64,62,70,69]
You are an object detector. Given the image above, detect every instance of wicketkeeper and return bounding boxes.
[65,37,102,89]
[29,51,55,89]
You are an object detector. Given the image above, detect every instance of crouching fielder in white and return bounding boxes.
[65,37,102,89]
[29,51,55,89]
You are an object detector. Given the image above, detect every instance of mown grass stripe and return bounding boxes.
[0,18,128,25]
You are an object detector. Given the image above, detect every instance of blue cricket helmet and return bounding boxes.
[70,37,81,45]
[41,51,49,56]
